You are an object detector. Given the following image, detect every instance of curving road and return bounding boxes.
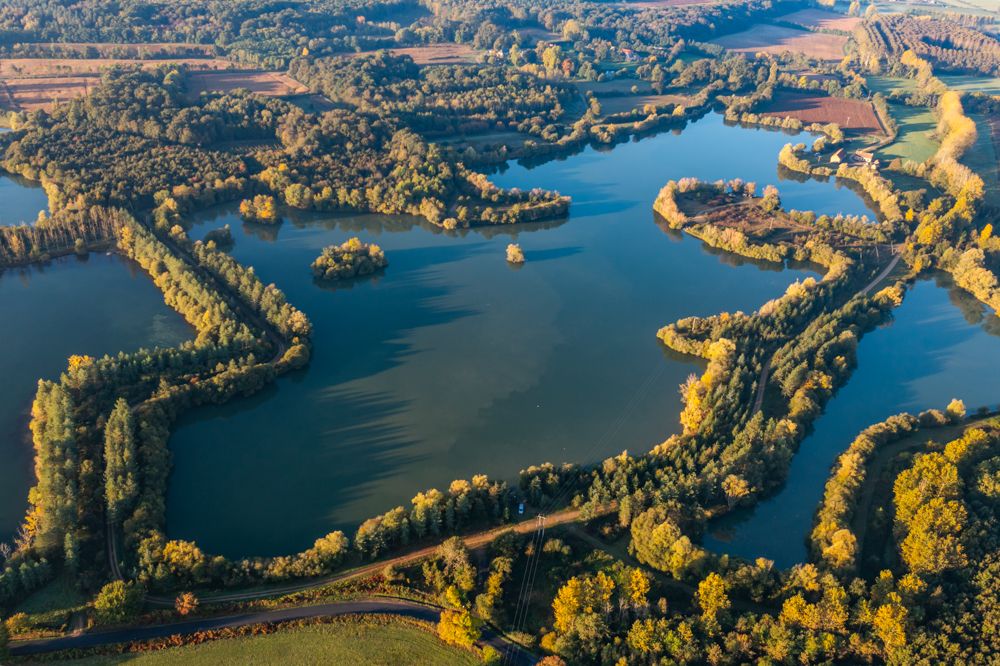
[8,597,537,664]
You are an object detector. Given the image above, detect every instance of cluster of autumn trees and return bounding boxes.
[311,237,388,281]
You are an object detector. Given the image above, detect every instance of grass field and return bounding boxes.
[65,620,480,666]
[597,92,690,115]
[864,75,918,96]
[964,112,1000,208]
[778,8,861,32]
[759,91,882,132]
[574,78,653,95]
[938,73,1000,96]
[712,23,849,60]
[877,103,938,163]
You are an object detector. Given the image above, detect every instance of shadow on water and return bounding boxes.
[526,246,583,262]
[170,382,427,558]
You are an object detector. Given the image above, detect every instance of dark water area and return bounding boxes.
[704,277,1000,568]
[166,113,872,558]
[0,170,49,226]
[0,254,191,547]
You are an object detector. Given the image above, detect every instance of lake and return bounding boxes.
[0,170,49,226]
[167,112,876,558]
[704,276,1000,568]
[0,254,191,548]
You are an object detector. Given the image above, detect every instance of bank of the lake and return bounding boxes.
[0,254,191,547]
[167,112,875,559]
[705,277,1000,568]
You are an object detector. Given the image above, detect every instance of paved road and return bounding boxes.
[9,597,537,665]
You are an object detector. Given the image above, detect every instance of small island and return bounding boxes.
[311,237,388,281]
[239,195,281,224]
[506,243,525,264]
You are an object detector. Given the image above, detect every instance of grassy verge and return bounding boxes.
[56,616,481,665]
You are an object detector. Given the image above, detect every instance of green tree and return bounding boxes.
[104,398,138,524]
[93,580,144,624]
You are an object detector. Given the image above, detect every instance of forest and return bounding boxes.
[1,0,999,663]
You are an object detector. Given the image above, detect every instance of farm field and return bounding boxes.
[65,620,481,665]
[0,57,234,77]
[1,76,94,111]
[184,71,310,99]
[778,8,862,32]
[877,103,938,163]
[357,44,481,65]
[711,23,850,60]
[758,91,883,132]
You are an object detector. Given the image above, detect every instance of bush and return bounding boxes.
[93,581,144,624]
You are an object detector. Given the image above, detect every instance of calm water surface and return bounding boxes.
[0,254,191,546]
[168,113,874,558]
[705,277,1000,567]
[0,170,49,226]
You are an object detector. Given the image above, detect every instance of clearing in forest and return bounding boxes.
[1,76,95,111]
[759,92,882,133]
[778,8,862,33]
[712,23,849,61]
[598,93,690,115]
[184,71,310,99]
[356,44,481,66]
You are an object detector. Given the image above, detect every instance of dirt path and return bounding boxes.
[752,246,900,414]
[141,508,586,607]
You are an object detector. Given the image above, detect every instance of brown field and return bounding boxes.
[0,57,234,78]
[778,9,862,32]
[184,71,310,98]
[712,24,849,61]
[1,76,95,111]
[759,92,883,133]
[377,44,480,65]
